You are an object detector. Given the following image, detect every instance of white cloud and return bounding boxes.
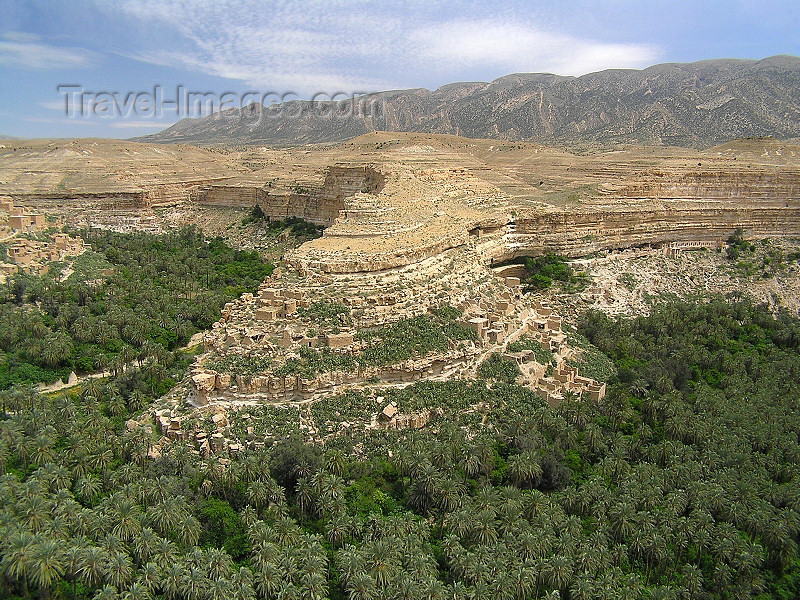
[106,0,397,93]
[2,32,42,43]
[0,32,97,70]
[96,1,660,94]
[408,20,658,76]
[24,117,99,126]
[109,120,174,129]
[38,101,68,111]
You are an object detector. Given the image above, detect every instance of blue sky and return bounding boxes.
[1,0,798,139]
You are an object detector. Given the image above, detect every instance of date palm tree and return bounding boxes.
[30,435,56,468]
[335,547,364,587]
[3,529,35,599]
[434,477,464,536]
[325,514,352,549]
[205,547,234,581]
[507,450,543,488]
[608,502,637,542]
[246,481,268,514]
[206,577,232,600]
[77,545,108,590]
[680,563,703,598]
[120,582,151,600]
[255,562,282,598]
[570,575,595,600]
[544,555,573,592]
[162,563,185,600]
[181,567,209,600]
[240,505,258,529]
[21,494,51,534]
[29,537,65,600]
[74,475,102,507]
[346,572,378,600]
[109,497,143,542]
[298,570,327,600]
[295,477,315,521]
[92,585,119,600]
[230,566,256,600]
[62,540,89,600]
[151,537,176,571]
[471,510,498,546]
[131,528,158,566]
[135,562,162,595]
[104,551,134,590]
[324,449,347,476]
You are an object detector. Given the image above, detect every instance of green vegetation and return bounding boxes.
[241,206,325,239]
[543,183,599,206]
[725,228,800,279]
[205,354,272,376]
[275,346,357,378]
[0,226,273,389]
[563,327,617,382]
[507,335,554,364]
[357,308,477,367]
[725,227,753,260]
[477,352,521,384]
[511,253,589,291]
[566,350,617,382]
[298,300,352,330]
[62,249,114,284]
[2,296,800,598]
[292,184,313,195]
[241,203,267,224]
[209,306,479,379]
[619,271,637,290]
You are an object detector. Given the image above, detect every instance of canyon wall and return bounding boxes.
[612,171,800,200]
[196,166,384,226]
[492,201,800,263]
[13,191,147,211]
[14,179,224,212]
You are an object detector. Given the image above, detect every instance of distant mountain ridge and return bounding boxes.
[135,55,800,149]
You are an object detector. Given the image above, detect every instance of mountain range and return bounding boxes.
[136,55,800,149]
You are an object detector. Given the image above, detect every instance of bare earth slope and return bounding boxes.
[136,56,800,149]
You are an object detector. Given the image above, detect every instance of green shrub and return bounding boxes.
[477,353,521,384]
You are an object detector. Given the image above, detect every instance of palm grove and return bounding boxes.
[1,227,799,599]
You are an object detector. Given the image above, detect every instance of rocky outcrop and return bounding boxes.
[495,201,800,263]
[197,166,384,226]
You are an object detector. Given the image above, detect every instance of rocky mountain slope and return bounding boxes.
[136,56,800,149]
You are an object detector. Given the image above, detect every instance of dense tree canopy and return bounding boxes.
[0,226,273,389]
[1,295,799,599]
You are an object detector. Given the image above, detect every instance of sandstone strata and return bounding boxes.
[2,133,800,415]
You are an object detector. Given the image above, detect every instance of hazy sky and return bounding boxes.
[1,0,798,138]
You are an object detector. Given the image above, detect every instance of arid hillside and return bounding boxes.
[137,56,800,149]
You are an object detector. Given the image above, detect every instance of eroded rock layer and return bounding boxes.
[2,133,800,406]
